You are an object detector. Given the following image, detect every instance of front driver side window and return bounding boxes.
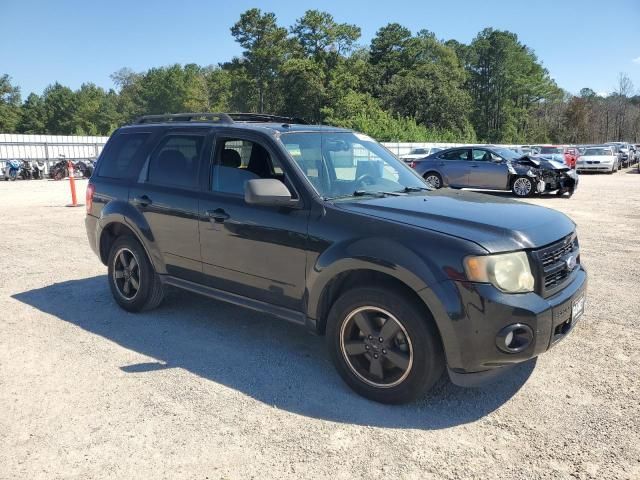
[472,149,491,161]
[211,138,290,196]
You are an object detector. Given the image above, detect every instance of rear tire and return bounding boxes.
[107,235,164,312]
[326,286,444,404]
[423,172,443,189]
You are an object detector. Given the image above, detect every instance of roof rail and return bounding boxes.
[228,113,309,125]
[134,113,234,124]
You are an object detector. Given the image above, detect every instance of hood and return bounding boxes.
[516,157,568,171]
[535,153,565,163]
[334,189,575,253]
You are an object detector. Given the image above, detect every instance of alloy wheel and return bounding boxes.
[425,174,441,189]
[340,306,414,388]
[513,177,532,196]
[112,248,141,300]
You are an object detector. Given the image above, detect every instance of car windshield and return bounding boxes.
[279,131,429,199]
[409,148,427,154]
[493,148,521,160]
[540,147,563,154]
[584,148,611,156]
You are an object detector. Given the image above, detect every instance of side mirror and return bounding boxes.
[244,178,293,206]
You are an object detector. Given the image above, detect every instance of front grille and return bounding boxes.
[532,233,579,297]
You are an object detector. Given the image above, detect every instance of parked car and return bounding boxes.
[576,146,619,173]
[86,112,587,404]
[400,146,443,165]
[563,147,579,169]
[631,145,640,165]
[532,145,566,164]
[606,143,630,168]
[411,145,578,197]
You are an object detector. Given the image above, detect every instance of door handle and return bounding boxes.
[206,208,230,223]
[132,195,152,207]
[470,164,479,168]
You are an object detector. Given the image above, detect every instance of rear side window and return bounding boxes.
[147,135,203,189]
[98,132,149,179]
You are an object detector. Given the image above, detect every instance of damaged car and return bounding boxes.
[411,145,578,197]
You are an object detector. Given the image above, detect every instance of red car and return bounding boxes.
[564,147,578,169]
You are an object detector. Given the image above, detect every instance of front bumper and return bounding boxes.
[577,162,614,172]
[433,266,587,376]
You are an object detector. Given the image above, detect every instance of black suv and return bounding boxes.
[85,113,587,404]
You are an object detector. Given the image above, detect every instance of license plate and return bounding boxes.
[572,293,585,323]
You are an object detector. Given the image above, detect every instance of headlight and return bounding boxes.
[464,252,535,293]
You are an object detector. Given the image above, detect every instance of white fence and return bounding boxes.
[0,133,516,172]
[0,134,109,172]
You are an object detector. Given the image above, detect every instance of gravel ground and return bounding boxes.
[1,169,639,480]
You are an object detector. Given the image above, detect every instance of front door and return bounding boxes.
[198,132,309,311]
[129,129,207,282]
[469,149,510,189]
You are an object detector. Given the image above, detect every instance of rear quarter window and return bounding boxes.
[97,132,150,179]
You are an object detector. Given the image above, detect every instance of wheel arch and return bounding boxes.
[97,201,166,274]
[422,170,444,187]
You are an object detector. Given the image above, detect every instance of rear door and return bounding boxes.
[438,148,471,186]
[469,148,510,189]
[129,128,209,282]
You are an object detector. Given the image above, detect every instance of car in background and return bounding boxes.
[412,145,578,197]
[629,144,639,166]
[511,146,533,156]
[576,146,619,173]
[400,146,443,166]
[563,147,579,169]
[532,146,570,166]
[606,142,631,168]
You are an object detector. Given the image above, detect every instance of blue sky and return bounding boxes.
[3,0,639,97]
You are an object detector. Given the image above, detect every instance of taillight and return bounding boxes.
[86,183,95,214]
[408,161,416,169]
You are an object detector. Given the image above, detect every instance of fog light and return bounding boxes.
[504,330,514,347]
[496,323,534,353]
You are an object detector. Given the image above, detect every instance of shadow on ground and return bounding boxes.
[13,276,536,429]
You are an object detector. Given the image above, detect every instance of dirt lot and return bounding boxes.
[1,169,639,480]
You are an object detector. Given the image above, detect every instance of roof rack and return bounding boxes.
[228,113,309,125]
[133,112,309,125]
[134,113,234,124]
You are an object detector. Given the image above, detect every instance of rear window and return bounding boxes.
[98,132,149,179]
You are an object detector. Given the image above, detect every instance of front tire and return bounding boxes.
[107,235,164,312]
[511,176,534,197]
[326,286,444,404]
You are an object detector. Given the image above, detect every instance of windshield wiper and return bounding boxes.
[400,186,430,192]
[324,190,401,200]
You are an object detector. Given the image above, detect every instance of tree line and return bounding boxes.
[1,8,639,143]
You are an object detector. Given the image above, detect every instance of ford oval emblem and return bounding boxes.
[566,255,577,271]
